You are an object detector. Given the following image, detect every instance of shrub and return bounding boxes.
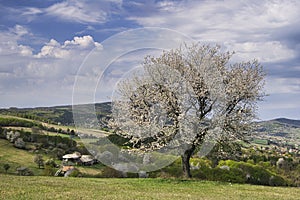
[16,167,34,176]
[67,169,81,177]
[107,134,130,146]
[201,167,245,183]
[34,154,44,169]
[161,163,183,178]
[44,158,57,168]
[3,163,10,173]
[100,166,123,178]
[0,127,6,139]
[14,138,26,149]
[217,160,287,186]
[43,165,56,176]
[269,175,286,186]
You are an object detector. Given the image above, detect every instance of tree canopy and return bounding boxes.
[111,43,265,177]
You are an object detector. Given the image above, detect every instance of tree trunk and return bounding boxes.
[181,145,196,178]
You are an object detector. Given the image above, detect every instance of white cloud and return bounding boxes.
[18,0,123,24]
[21,7,43,16]
[35,35,102,58]
[228,41,296,63]
[45,0,107,24]
[124,0,300,120]
[130,0,300,33]
[265,77,300,94]
[0,25,33,56]
[18,45,33,56]
[64,35,102,48]
[0,26,103,107]
[128,0,300,62]
[10,24,30,37]
[35,39,70,58]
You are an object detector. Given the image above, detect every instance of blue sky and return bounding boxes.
[0,0,299,120]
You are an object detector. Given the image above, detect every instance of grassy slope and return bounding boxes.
[0,175,299,200]
[0,139,45,175]
[0,114,109,137]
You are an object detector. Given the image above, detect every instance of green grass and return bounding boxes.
[0,114,109,137]
[0,175,299,200]
[252,139,269,145]
[0,139,46,175]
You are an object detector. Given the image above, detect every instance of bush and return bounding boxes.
[16,167,34,176]
[43,165,56,176]
[161,164,183,178]
[67,169,81,177]
[217,160,287,186]
[269,175,286,186]
[0,117,40,128]
[34,154,44,169]
[3,163,10,173]
[14,138,26,149]
[100,166,123,178]
[213,167,245,183]
[107,134,130,146]
[44,158,57,168]
[0,127,6,139]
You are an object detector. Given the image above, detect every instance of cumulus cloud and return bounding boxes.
[0,26,102,107]
[0,0,299,119]
[0,25,33,56]
[35,35,102,58]
[126,1,300,75]
[127,0,300,61]
[125,0,300,119]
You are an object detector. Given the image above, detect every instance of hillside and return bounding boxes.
[1,102,299,152]
[253,118,300,148]
[1,102,299,148]
[0,139,44,175]
[0,103,299,187]
[272,118,300,128]
[0,102,112,126]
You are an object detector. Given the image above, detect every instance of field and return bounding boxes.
[0,175,299,200]
[0,106,299,199]
[0,138,104,176]
[0,139,45,175]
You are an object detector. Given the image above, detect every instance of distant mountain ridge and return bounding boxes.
[0,102,299,149]
[1,102,299,127]
[0,102,112,126]
[271,118,300,128]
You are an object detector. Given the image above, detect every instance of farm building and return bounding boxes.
[62,152,97,166]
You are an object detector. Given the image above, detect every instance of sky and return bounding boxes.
[0,0,299,120]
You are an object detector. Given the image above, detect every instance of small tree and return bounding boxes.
[3,163,10,173]
[43,159,57,176]
[14,137,26,149]
[111,43,265,178]
[34,154,44,169]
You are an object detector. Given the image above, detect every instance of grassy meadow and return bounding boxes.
[0,108,299,199]
[0,174,299,200]
[0,139,46,175]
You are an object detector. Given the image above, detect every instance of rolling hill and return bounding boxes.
[1,102,299,148]
[0,103,299,187]
[0,102,112,126]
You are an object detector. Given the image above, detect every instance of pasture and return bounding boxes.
[0,175,299,200]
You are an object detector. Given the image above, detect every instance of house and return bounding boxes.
[62,152,81,164]
[62,152,97,166]
[80,155,97,166]
[54,166,76,177]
